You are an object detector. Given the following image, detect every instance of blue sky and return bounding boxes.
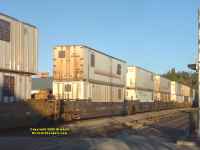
[0,0,199,74]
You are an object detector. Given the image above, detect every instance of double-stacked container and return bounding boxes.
[180,84,191,102]
[171,81,183,102]
[53,45,127,102]
[126,66,154,102]
[0,13,38,102]
[154,75,171,101]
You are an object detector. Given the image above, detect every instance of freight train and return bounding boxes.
[53,45,194,104]
[0,45,195,130]
[35,45,193,123]
[26,45,190,123]
[0,12,195,129]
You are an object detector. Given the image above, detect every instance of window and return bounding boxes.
[118,89,122,99]
[117,64,121,75]
[0,19,10,42]
[91,54,95,67]
[65,84,71,92]
[58,51,65,58]
[3,76,15,97]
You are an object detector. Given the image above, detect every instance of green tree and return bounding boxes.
[162,68,197,90]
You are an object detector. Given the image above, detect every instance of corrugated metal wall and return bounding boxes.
[53,45,127,85]
[153,75,171,101]
[53,46,85,81]
[53,45,127,102]
[154,75,171,93]
[126,66,154,102]
[0,14,38,73]
[126,66,154,90]
[0,13,38,102]
[180,84,190,97]
[0,72,31,102]
[126,89,153,102]
[53,81,125,102]
[170,81,194,102]
[85,46,127,86]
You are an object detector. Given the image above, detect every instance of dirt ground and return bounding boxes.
[0,108,199,150]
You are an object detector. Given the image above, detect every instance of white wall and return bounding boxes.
[0,14,38,73]
[0,72,31,102]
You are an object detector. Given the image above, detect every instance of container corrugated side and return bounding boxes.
[126,89,153,102]
[85,46,127,87]
[0,72,31,102]
[53,45,127,87]
[53,46,85,81]
[154,75,171,93]
[127,66,154,91]
[53,81,125,102]
[180,84,190,97]
[0,14,38,74]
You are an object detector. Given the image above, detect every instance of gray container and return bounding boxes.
[0,72,31,102]
[0,13,38,74]
[0,13,38,102]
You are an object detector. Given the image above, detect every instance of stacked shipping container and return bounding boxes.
[171,81,181,102]
[181,84,191,102]
[126,66,154,102]
[53,45,127,102]
[0,13,194,108]
[171,81,193,103]
[154,75,171,101]
[0,13,38,102]
[52,45,195,103]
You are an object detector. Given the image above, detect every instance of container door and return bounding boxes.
[63,83,72,100]
[3,75,15,102]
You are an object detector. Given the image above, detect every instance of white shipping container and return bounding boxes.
[171,81,182,102]
[53,81,124,102]
[0,13,38,102]
[126,66,154,102]
[53,45,127,86]
[53,45,127,101]
[0,13,38,74]
[126,89,153,102]
[153,75,171,101]
[154,75,171,93]
[0,72,31,102]
[192,89,195,100]
[180,84,190,97]
[171,81,178,96]
[186,89,195,104]
[176,96,184,103]
[153,92,170,101]
[126,66,154,90]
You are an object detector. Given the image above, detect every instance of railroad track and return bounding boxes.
[62,108,195,136]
